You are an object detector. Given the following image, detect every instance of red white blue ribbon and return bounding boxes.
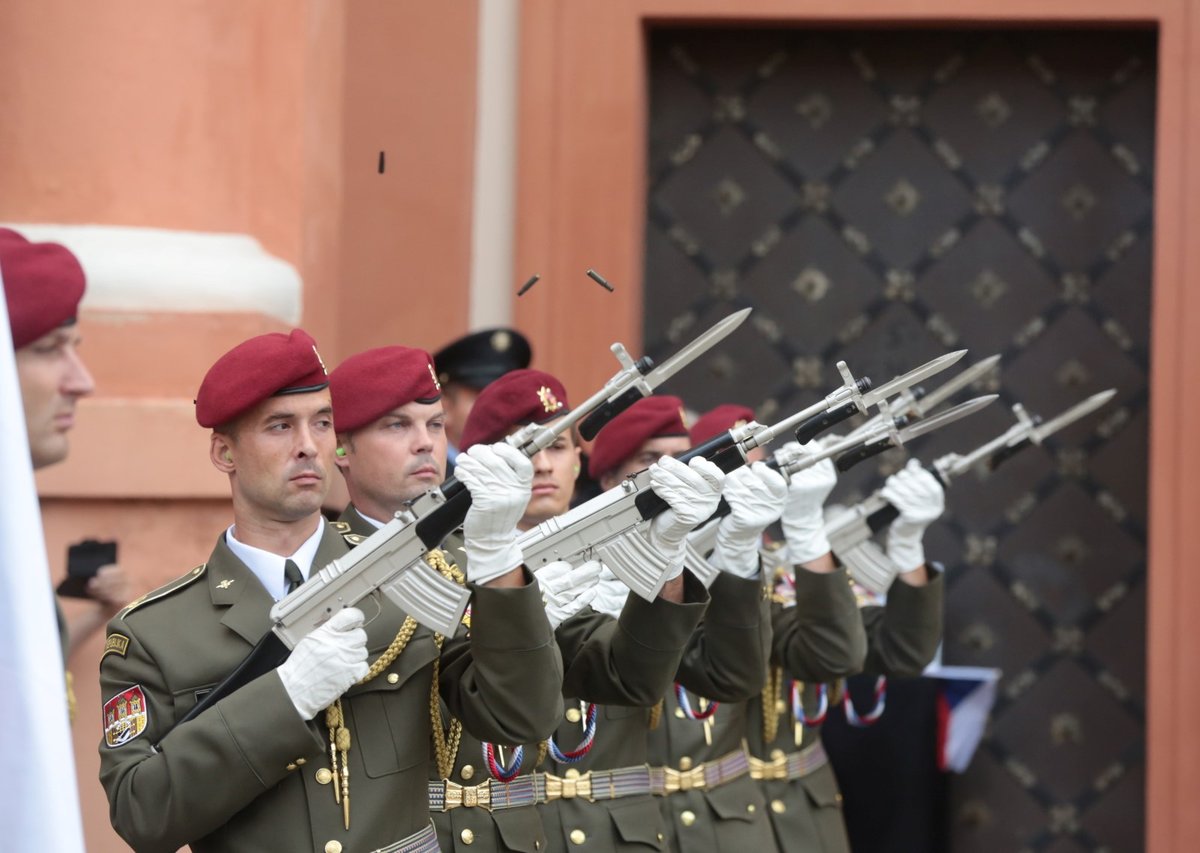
[674,683,719,721]
[790,680,828,727]
[842,676,887,727]
[547,703,598,763]
[483,742,525,782]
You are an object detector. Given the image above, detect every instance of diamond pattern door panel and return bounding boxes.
[644,27,1153,852]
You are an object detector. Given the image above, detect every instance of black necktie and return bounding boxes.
[283,559,305,595]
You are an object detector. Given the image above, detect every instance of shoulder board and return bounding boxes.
[119,564,207,618]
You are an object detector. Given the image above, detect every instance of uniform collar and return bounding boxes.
[224,518,325,601]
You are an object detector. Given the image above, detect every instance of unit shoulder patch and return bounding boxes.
[103,685,149,748]
[102,634,130,661]
[119,564,207,618]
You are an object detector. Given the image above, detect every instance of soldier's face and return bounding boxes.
[516,419,580,530]
[15,324,95,470]
[335,400,448,518]
[599,435,691,490]
[218,390,335,523]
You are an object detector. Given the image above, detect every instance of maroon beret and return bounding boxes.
[195,328,329,428]
[329,346,442,433]
[588,395,688,479]
[460,368,569,450]
[689,403,755,446]
[0,227,87,350]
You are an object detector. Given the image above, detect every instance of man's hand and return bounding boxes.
[277,608,369,720]
[539,559,602,629]
[647,456,725,580]
[455,442,534,585]
[881,459,945,572]
[591,563,630,619]
[710,462,787,579]
[780,442,838,565]
[88,564,135,612]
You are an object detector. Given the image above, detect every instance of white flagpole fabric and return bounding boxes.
[0,270,87,850]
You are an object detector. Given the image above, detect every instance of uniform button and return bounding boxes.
[387,673,400,684]
[674,708,686,719]
[657,833,665,842]
[565,707,582,723]
[678,757,692,771]
[325,842,343,853]
[747,804,756,813]
[315,768,333,785]
[680,810,696,827]
[770,749,785,761]
[835,793,844,804]
[771,799,786,814]
[569,828,586,845]
[461,764,475,781]
[565,768,581,780]
[461,828,475,844]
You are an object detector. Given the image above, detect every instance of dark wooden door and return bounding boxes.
[644,26,1153,852]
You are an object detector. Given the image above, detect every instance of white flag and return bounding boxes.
[0,269,87,849]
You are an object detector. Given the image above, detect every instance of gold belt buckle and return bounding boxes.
[543,771,593,801]
[747,755,788,781]
[662,765,707,793]
[443,779,492,811]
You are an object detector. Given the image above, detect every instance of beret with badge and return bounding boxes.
[459,368,569,451]
[0,227,87,350]
[688,403,755,446]
[328,346,442,433]
[588,394,688,480]
[433,327,532,390]
[195,328,329,428]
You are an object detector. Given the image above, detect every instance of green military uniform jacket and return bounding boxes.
[538,570,767,853]
[340,509,716,853]
[749,564,944,853]
[644,571,776,853]
[98,520,564,853]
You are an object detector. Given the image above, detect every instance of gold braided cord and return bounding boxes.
[647,699,664,731]
[762,666,783,746]
[536,740,549,768]
[426,548,465,779]
[66,671,77,724]
[359,615,418,684]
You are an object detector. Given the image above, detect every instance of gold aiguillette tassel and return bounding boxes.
[325,703,342,804]
[337,719,352,829]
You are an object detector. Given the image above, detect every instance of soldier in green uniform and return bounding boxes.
[2,227,135,718]
[749,457,945,853]
[646,405,869,853]
[534,396,772,853]
[98,329,565,853]
[329,357,717,853]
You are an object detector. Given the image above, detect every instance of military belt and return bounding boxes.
[429,775,541,812]
[371,821,440,853]
[747,741,829,782]
[650,747,750,794]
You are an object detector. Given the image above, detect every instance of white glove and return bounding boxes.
[780,442,838,564]
[647,456,726,580]
[592,563,630,619]
[455,442,534,585]
[709,462,787,579]
[539,559,602,629]
[881,458,945,572]
[277,607,369,720]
